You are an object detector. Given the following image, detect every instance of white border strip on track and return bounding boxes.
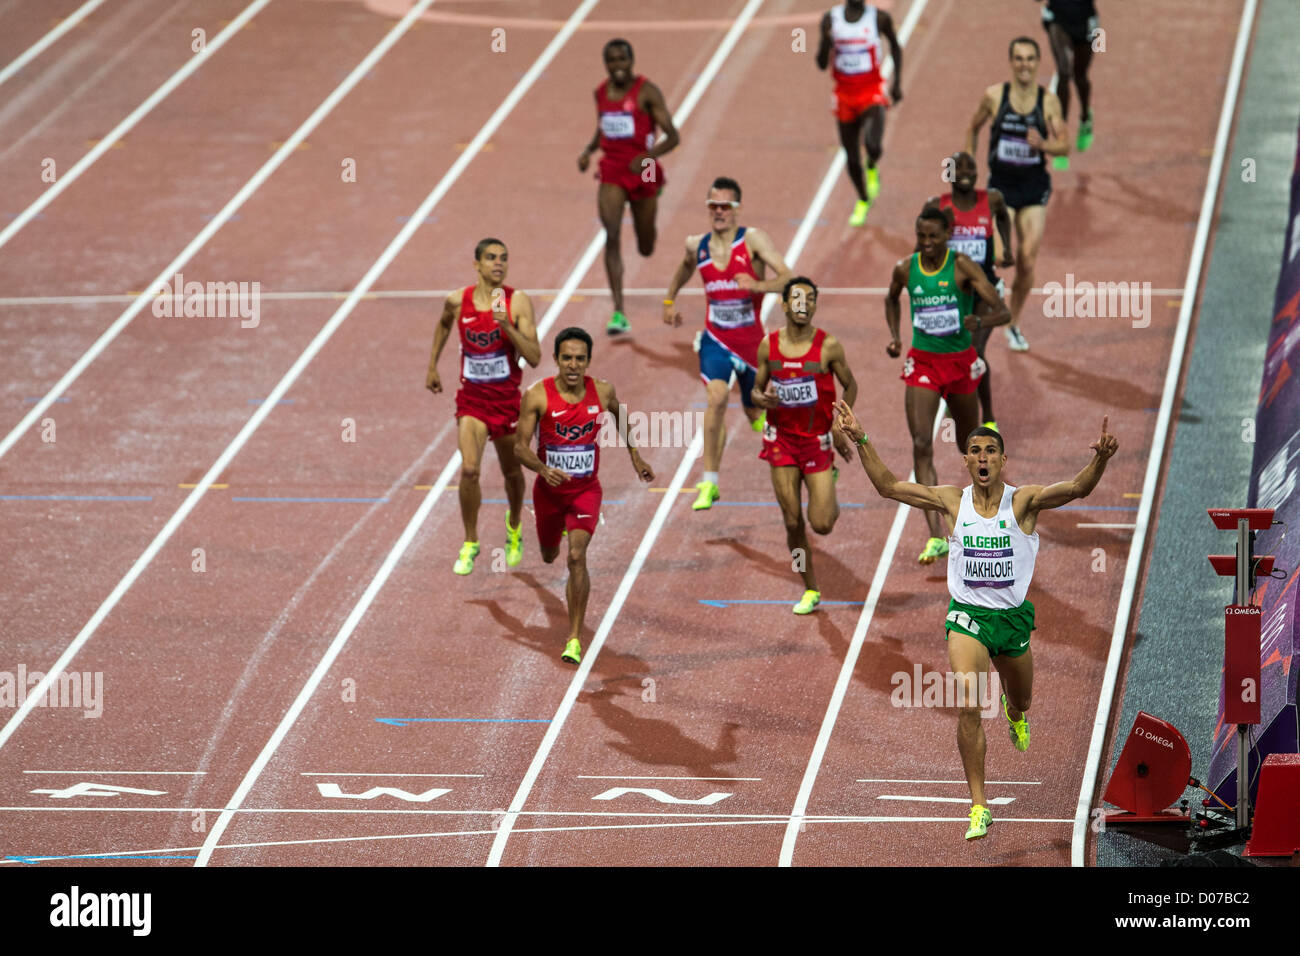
[187,0,605,866]
[0,0,452,751]
[0,0,270,248]
[1069,0,1259,868]
[775,0,931,868]
[0,0,108,88]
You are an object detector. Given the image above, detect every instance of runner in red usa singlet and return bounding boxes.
[426,237,541,577]
[578,38,681,335]
[750,277,858,616]
[514,327,654,665]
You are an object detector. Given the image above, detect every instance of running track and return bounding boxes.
[0,0,1246,866]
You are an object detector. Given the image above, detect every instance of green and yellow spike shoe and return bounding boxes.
[751,410,766,433]
[849,198,871,227]
[505,512,523,567]
[965,804,991,840]
[1003,693,1030,752]
[691,480,719,511]
[982,421,999,432]
[1077,111,1094,152]
[865,165,880,201]
[453,541,480,575]
[606,311,629,335]
[1052,154,1070,171]
[561,638,582,664]
[917,537,949,565]
[793,589,821,615]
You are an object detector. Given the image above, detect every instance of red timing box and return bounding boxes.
[1103,711,1192,822]
[1208,555,1275,576]
[1245,753,1300,856]
[1224,605,1262,725]
[1207,508,1274,530]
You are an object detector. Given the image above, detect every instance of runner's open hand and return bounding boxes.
[1090,416,1119,460]
[833,399,865,444]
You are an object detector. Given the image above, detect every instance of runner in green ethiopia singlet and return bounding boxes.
[908,250,973,353]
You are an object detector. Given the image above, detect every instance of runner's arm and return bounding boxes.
[815,12,832,71]
[988,188,1014,267]
[885,258,907,356]
[513,384,547,474]
[740,227,792,294]
[663,237,697,326]
[501,290,542,367]
[579,91,602,171]
[750,336,778,409]
[1035,90,1070,156]
[834,400,958,516]
[1022,416,1120,514]
[878,9,902,101]
[599,379,654,480]
[425,292,458,392]
[957,255,1011,330]
[964,86,998,156]
[824,336,858,409]
[641,82,681,160]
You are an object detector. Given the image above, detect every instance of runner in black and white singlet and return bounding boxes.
[965,36,1068,353]
[832,407,1119,842]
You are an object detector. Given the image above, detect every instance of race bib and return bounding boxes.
[773,375,817,407]
[834,47,873,74]
[546,444,596,478]
[708,298,755,329]
[996,135,1038,166]
[464,350,510,383]
[600,111,635,139]
[961,541,1015,590]
[949,236,987,261]
[913,304,961,337]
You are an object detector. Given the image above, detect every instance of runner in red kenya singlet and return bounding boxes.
[427,237,541,576]
[750,277,858,615]
[578,38,680,335]
[515,327,654,665]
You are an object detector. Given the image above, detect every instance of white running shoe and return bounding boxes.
[1005,326,1029,352]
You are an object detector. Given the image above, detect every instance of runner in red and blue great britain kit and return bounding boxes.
[578,39,680,335]
[663,177,791,512]
[750,277,858,615]
[515,327,654,664]
[427,238,541,577]
[926,151,1014,427]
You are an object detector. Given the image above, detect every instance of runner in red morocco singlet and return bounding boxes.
[578,38,681,336]
[514,327,654,665]
[750,277,858,615]
[833,406,1118,841]
[427,237,541,576]
[662,176,792,512]
[816,1,902,227]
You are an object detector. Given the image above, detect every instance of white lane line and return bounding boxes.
[0,288,1190,307]
[21,770,205,775]
[576,775,761,781]
[777,0,934,868]
[0,0,269,248]
[857,778,1041,785]
[0,0,108,88]
[0,0,404,462]
[0,0,451,756]
[188,0,603,868]
[299,772,484,777]
[1071,0,1259,869]
[877,795,1016,805]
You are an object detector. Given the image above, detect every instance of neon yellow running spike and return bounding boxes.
[1077,110,1094,152]
[918,537,949,565]
[793,589,821,615]
[982,421,999,432]
[751,410,766,433]
[692,480,719,511]
[849,199,871,227]
[1003,694,1030,752]
[505,512,523,567]
[965,804,991,840]
[453,541,480,575]
[1052,154,1070,171]
[561,638,582,664]
[865,166,880,201]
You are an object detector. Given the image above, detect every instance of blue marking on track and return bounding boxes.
[231,496,387,503]
[6,854,197,864]
[0,494,153,501]
[699,599,864,608]
[375,717,551,727]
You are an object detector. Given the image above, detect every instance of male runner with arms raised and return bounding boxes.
[964,37,1068,352]
[515,327,654,664]
[887,207,1009,565]
[578,39,681,335]
[834,407,1119,840]
[663,177,792,511]
[751,278,857,614]
[427,238,541,575]
[925,151,1014,428]
[816,1,902,226]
